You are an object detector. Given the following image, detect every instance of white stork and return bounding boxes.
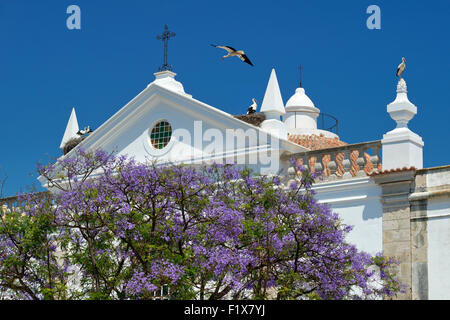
[396,57,406,78]
[77,126,93,136]
[247,98,257,114]
[211,44,254,66]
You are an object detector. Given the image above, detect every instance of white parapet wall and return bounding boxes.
[312,177,383,255]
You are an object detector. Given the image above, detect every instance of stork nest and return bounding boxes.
[233,112,266,127]
[63,136,85,155]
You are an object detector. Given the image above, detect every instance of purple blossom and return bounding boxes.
[0,149,403,300]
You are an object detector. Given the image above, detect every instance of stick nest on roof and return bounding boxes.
[63,136,85,155]
[233,112,266,127]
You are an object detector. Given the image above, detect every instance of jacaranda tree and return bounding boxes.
[0,149,402,300]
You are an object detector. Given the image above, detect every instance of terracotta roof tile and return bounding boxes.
[288,134,347,150]
[369,166,416,176]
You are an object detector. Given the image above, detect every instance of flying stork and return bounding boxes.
[211,44,254,66]
[396,57,406,78]
[247,98,257,114]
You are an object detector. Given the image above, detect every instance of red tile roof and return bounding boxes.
[369,166,416,176]
[288,134,347,150]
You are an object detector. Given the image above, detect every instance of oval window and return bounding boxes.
[150,120,172,150]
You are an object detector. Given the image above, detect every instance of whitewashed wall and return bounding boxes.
[427,198,450,300]
[98,95,299,175]
[312,177,383,255]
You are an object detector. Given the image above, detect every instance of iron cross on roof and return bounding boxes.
[156,24,176,72]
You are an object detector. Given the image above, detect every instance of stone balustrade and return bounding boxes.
[1,195,21,212]
[283,140,382,183]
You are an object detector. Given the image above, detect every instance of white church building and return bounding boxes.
[3,65,449,300]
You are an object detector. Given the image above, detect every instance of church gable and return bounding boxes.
[61,71,305,169]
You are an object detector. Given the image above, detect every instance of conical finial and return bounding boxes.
[260,68,285,117]
[397,78,407,94]
[387,78,417,129]
[260,69,288,140]
[60,108,80,149]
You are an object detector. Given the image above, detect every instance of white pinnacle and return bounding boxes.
[382,77,424,170]
[59,108,80,149]
[260,68,285,117]
[149,70,186,94]
[387,78,417,129]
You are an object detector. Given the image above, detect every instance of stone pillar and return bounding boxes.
[373,169,416,299]
[410,180,429,300]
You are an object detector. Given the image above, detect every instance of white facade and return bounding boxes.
[43,70,308,186]
[313,178,383,255]
[35,68,450,300]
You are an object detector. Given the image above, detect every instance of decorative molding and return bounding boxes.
[409,189,450,202]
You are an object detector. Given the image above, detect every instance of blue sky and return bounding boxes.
[0,0,449,197]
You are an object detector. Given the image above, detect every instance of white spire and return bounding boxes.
[260,69,287,140]
[59,108,79,149]
[260,68,285,117]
